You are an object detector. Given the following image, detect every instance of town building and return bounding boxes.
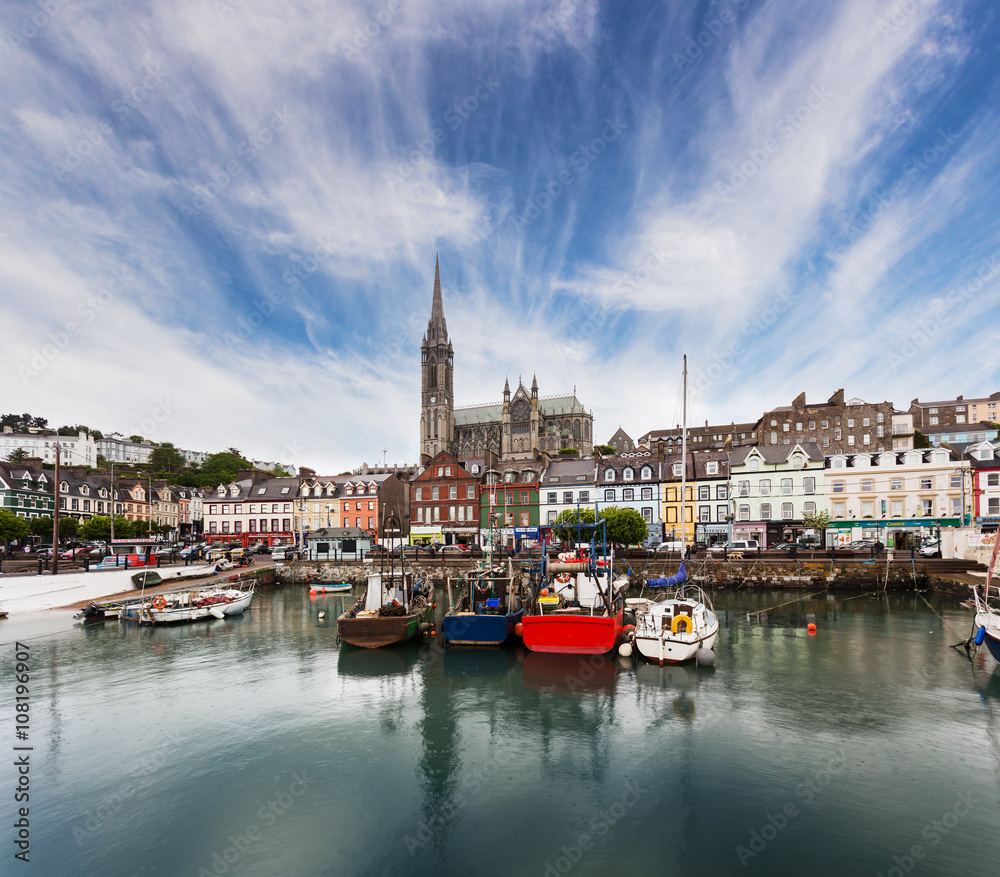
[478,459,542,551]
[690,451,732,546]
[150,482,180,539]
[757,389,894,455]
[96,434,154,464]
[596,450,663,543]
[891,410,915,450]
[728,443,826,547]
[918,423,999,447]
[203,472,300,546]
[55,467,118,524]
[604,428,635,453]
[966,440,1000,533]
[296,472,409,543]
[824,447,968,548]
[909,392,1000,430]
[419,257,594,464]
[0,458,54,522]
[1,428,98,467]
[304,527,373,560]
[539,456,597,526]
[408,452,480,546]
[638,422,757,452]
[116,479,153,528]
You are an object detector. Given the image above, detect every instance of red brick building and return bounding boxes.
[409,452,480,546]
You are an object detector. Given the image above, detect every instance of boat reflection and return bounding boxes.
[442,644,518,678]
[337,642,421,678]
[521,650,618,695]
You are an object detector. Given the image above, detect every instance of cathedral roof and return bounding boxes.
[455,403,503,426]
[424,255,449,346]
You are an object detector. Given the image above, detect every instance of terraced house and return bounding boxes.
[0,458,54,521]
[409,452,479,547]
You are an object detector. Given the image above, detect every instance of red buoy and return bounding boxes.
[541,587,550,596]
[807,623,817,634]
[514,622,524,637]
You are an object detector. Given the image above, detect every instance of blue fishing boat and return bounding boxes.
[441,560,527,646]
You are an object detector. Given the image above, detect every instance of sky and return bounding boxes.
[2,0,999,474]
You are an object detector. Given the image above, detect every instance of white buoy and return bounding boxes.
[696,648,716,666]
[618,642,633,657]
[318,611,325,619]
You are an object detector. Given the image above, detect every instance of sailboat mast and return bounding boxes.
[681,354,687,554]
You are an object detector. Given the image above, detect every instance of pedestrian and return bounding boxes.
[874,539,884,558]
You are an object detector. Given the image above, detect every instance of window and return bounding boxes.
[259,520,268,532]
[877,426,884,438]
[234,521,242,534]
[809,421,816,430]
[449,505,456,521]
[249,519,256,532]
[803,477,815,495]
[623,488,634,501]
[431,486,439,501]
[929,417,939,425]
[920,477,933,490]
[605,469,615,481]
[988,474,999,487]
[356,502,361,511]
[672,463,682,477]
[861,501,874,518]
[579,491,589,503]
[890,478,903,490]
[432,506,440,522]
[563,491,573,504]
[950,497,961,515]
[343,502,349,512]
[795,422,803,432]
[748,458,760,472]
[861,479,874,493]
[209,522,217,534]
[989,498,1000,515]
[548,492,557,504]
[863,434,871,445]
[759,479,771,496]
[783,423,789,432]
[950,474,962,488]
[505,492,514,505]
[548,510,557,523]
[717,505,728,520]
[415,507,423,523]
[760,503,771,520]
[699,506,711,522]
[699,485,710,500]
[640,466,652,480]
[847,419,855,428]
[780,478,792,495]
[921,499,933,516]
[449,485,457,500]
[847,435,855,446]
[782,502,794,520]
[929,408,938,414]
[770,432,778,444]
[832,502,845,517]
[222,521,230,533]
[771,419,777,427]
[956,415,966,423]
[520,491,530,504]
[822,420,829,430]
[803,501,816,515]
[834,428,842,441]
[832,481,845,493]
[738,504,750,521]
[739,481,750,496]
[642,507,652,523]
[445,466,451,476]
[623,468,634,481]
[716,485,728,500]
[520,511,529,527]
[890,500,903,517]
[466,485,475,499]
[706,461,719,475]
[823,437,830,448]
[604,489,614,502]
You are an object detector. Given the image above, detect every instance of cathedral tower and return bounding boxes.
[420,256,455,464]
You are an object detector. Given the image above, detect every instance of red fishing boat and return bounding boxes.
[521,521,628,655]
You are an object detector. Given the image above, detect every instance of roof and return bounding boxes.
[454,403,503,426]
[542,457,596,483]
[730,443,825,466]
[306,527,372,540]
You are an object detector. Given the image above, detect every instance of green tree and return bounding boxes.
[149,443,185,473]
[196,450,253,488]
[81,515,112,541]
[801,510,832,546]
[58,517,80,540]
[599,506,648,547]
[552,508,596,544]
[1,413,47,432]
[913,430,931,449]
[132,520,150,537]
[113,516,133,539]
[30,516,53,539]
[129,435,144,443]
[0,509,30,548]
[5,447,29,463]
[596,444,616,455]
[58,424,102,439]
[271,464,292,477]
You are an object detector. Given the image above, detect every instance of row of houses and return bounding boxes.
[194,438,1000,552]
[0,458,205,538]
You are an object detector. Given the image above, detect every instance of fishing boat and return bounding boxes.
[521,519,628,656]
[309,582,352,594]
[441,558,527,646]
[338,517,435,649]
[970,534,1000,664]
[118,581,255,624]
[628,564,719,665]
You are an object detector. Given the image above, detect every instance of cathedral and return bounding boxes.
[419,257,594,465]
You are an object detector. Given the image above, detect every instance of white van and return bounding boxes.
[709,540,758,553]
[271,545,300,561]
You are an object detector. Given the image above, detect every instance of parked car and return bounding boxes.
[846,540,877,551]
[441,544,470,555]
[34,547,54,559]
[918,540,941,558]
[771,541,810,552]
[271,545,299,561]
[59,547,90,560]
[654,541,684,552]
[709,540,759,553]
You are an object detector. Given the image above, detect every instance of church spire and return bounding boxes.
[427,253,448,345]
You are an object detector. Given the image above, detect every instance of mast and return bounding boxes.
[681,355,687,557]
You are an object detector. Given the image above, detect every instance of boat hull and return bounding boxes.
[442,608,523,646]
[122,589,253,624]
[976,610,1000,664]
[634,624,718,664]
[338,606,432,649]
[522,611,623,655]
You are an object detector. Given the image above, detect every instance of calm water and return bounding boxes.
[1,586,998,877]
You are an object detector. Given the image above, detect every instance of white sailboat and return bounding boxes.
[970,534,1000,665]
[627,355,720,665]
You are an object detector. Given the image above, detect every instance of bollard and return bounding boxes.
[38,557,44,576]
[83,554,90,572]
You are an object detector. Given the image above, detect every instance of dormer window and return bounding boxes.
[672,463,682,477]
[218,486,226,496]
[345,484,354,495]
[61,481,68,492]
[605,468,616,481]
[623,467,634,481]
[640,466,652,481]
[705,462,719,476]
[748,458,759,472]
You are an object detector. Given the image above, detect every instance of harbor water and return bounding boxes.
[2,585,999,877]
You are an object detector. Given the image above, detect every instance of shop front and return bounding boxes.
[409,525,442,546]
[827,518,960,549]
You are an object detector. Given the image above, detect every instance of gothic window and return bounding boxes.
[574,420,581,439]
[427,358,437,388]
[584,421,589,440]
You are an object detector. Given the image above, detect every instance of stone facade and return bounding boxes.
[758,389,893,455]
[909,392,1000,430]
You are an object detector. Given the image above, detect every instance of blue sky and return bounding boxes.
[2,0,999,473]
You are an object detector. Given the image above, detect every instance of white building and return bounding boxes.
[825,447,968,547]
[539,457,597,525]
[595,451,663,542]
[1,428,98,467]
[96,434,154,464]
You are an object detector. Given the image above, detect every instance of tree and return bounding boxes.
[913,430,931,449]
[150,443,185,473]
[1,413,47,432]
[599,506,648,547]
[132,520,150,537]
[5,447,29,464]
[271,464,292,477]
[196,450,253,488]
[0,509,30,548]
[30,516,53,539]
[81,515,112,542]
[129,435,144,443]
[596,444,616,455]
[558,448,579,456]
[113,516,133,539]
[801,510,832,546]
[552,508,596,544]
[58,424,102,439]
[58,517,80,540]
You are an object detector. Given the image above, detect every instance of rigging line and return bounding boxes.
[914,588,966,642]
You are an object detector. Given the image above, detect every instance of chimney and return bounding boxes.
[828,388,845,407]
[22,456,44,475]
[298,466,316,478]
[792,392,807,410]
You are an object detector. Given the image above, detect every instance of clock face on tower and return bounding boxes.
[430,396,436,403]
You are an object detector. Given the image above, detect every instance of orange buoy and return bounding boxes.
[541,587,550,596]
[514,622,524,637]
[431,630,436,636]
[807,623,817,634]
[433,603,437,608]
